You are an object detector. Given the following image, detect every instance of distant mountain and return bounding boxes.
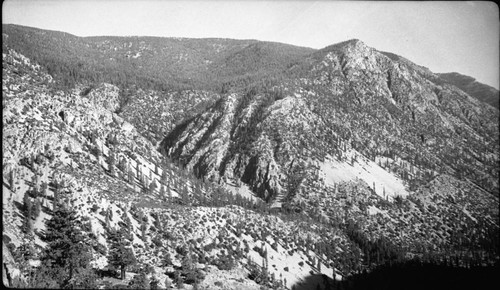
[437,72,499,109]
[2,24,313,92]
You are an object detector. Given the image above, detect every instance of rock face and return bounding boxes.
[161,39,499,203]
[3,241,18,287]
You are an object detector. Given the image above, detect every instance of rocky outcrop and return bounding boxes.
[2,241,19,287]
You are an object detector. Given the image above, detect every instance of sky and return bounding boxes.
[3,0,499,89]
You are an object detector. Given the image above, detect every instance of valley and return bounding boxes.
[2,24,499,289]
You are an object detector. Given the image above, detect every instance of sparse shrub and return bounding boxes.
[80,86,93,96]
[151,236,162,248]
[213,253,236,270]
[204,243,215,252]
[198,254,207,264]
[214,281,223,287]
[91,204,99,212]
[176,245,188,256]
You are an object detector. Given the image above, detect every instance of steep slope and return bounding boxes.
[118,88,219,145]
[3,26,499,289]
[161,39,499,262]
[437,72,499,109]
[162,39,499,198]
[2,46,355,289]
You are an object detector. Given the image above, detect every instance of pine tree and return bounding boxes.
[141,219,147,242]
[105,208,111,229]
[149,179,158,193]
[53,186,61,211]
[23,191,31,212]
[41,202,92,287]
[122,211,132,232]
[136,162,142,182]
[263,247,268,270]
[32,171,41,194]
[33,197,42,219]
[143,174,150,191]
[9,169,15,191]
[128,165,135,183]
[94,141,102,160]
[118,156,127,172]
[161,167,168,184]
[159,185,166,202]
[108,150,116,176]
[23,193,33,234]
[181,183,190,205]
[40,182,48,198]
[182,249,197,283]
[107,227,137,279]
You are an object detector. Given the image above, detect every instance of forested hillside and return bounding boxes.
[2,24,313,93]
[437,72,499,109]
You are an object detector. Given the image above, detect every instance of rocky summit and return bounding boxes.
[2,24,499,290]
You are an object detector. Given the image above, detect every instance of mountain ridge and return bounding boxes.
[437,72,499,109]
[3,24,497,109]
[160,34,498,198]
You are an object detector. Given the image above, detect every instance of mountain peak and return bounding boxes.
[319,38,371,56]
[344,38,371,51]
[346,38,365,45]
